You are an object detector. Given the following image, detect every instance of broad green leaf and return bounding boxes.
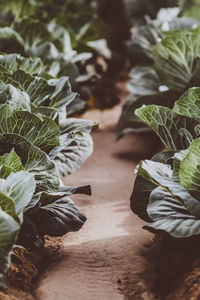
[173,87,200,121]
[145,218,200,238]
[0,82,30,114]
[29,196,87,237]
[0,54,42,75]
[128,66,161,98]
[156,7,180,24]
[47,77,77,109]
[135,105,199,150]
[56,60,79,87]
[137,160,200,219]
[31,104,58,119]
[179,138,200,199]
[59,118,98,134]
[49,132,76,160]
[55,132,93,176]
[0,209,19,285]
[0,170,35,221]
[0,135,60,193]
[130,175,156,222]
[0,171,35,217]
[151,151,175,164]
[0,149,24,179]
[147,187,194,221]
[5,70,76,111]
[145,187,200,238]
[116,90,179,140]
[26,184,91,212]
[0,110,60,154]
[164,17,199,31]
[153,28,200,91]
[172,149,189,182]
[66,96,86,116]
[128,23,163,65]
[0,192,16,220]
[135,160,172,188]
[57,118,98,175]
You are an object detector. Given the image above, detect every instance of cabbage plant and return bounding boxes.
[131,87,200,238]
[0,0,101,288]
[116,5,200,139]
[0,76,94,285]
[0,52,97,286]
[0,0,108,103]
[0,53,98,176]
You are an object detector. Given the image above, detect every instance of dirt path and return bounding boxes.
[35,129,158,300]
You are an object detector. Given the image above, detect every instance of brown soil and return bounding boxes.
[141,236,200,300]
[0,236,64,300]
[35,127,162,300]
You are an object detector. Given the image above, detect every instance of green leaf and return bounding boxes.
[59,118,98,134]
[0,149,24,179]
[55,132,93,176]
[130,175,156,222]
[128,23,163,65]
[137,159,200,219]
[29,196,87,237]
[0,170,35,223]
[0,109,60,154]
[49,132,76,160]
[0,209,19,285]
[0,135,59,193]
[172,149,188,183]
[135,105,199,150]
[145,218,200,238]
[116,90,180,139]
[164,17,199,31]
[0,82,30,114]
[31,104,58,119]
[145,187,200,238]
[153,28,200,91]
[56,118,98,175]
[0,171,35,217]
[4,70,76,112]
[0,54,42,75]
[151,151,175,164]
[26,184,91,212]
[128,66,161,98]
[173,87,200,121]
[148,187,194,221]
[66,96,86,116]
[179,138,200,199]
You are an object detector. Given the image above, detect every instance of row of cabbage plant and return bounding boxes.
[118,0,200,239]
[0,0,102,286]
